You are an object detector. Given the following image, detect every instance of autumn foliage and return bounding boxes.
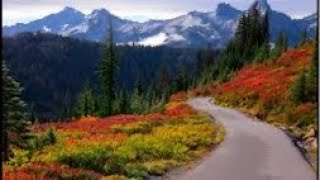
[210,45,317,134]
[4,102,222,180]
[3,162,103,180]
[218,47,311,103]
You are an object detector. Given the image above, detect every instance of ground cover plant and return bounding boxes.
[187,44,317,168]
[3,101,224,180]
[214,44,316,134]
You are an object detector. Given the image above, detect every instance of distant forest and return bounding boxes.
[3,33,217,120]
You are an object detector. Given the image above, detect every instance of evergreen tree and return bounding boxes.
[297,29,307,47]
[157,63,171,100]
[272,32,288,58]
[292,71,307,105]
[283,33,288,52]
[74,82,95,117]
[248,7,261,47]
[231,6,269,63]
[261,10,270,44]
[306,31,318,102]
[134,77,143,96]
[196,44,216,76]
[2,61,30,161]
[171,68,188,93]
[119,90,128,114]
[98,18,117,116]
[254,43,270,63]
[130,81,144,114]
[234,14,249,56]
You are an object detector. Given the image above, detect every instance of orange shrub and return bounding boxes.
[165,104,196,117]
[3,162,103,180]
[169,91,188,102]
[3,170,38,180]
[292,103,316,116]
[32,114,167,133]
[190,82,219,97]
[218,48,313,104]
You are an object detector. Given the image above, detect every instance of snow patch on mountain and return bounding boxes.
[61,23,89,37]
[137,33,168,46]
[170,34,185,41]
[43,26,51,32]
[61,24,69,31]
[2,0,317,47]
[169,13,210,30]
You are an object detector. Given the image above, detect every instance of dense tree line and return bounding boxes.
[4,7,315,121]
[74,20,196,117]
[194,7,306,85]
[3,32,197,121]
[195,7,272,84]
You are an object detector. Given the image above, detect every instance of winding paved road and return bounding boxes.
[168,98,316,180]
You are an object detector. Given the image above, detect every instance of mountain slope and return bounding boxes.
[196,44,317,149]
[3,7,85,35]
[3,33,197,119]
[2,0,317,47]
[188,43,317,168]
[295,13,317,35]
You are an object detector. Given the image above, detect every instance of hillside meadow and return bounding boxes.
[3,99,224,180]
[186,44,317,167]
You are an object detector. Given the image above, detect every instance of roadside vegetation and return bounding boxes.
[214,44,316,135]
[177,7,318,168]
[184,7,318,159]
[3,99,224,179]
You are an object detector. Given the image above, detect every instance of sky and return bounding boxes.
[2,0,317,26]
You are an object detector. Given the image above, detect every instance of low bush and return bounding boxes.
[144,160,180,175]
[29,129,57,151]
[5,105,224,179]
[4,162,104,180]
[57,145,115,173]
[124,163,148,179]
[111,121,162,135]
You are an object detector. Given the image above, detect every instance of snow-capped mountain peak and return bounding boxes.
[250,0,271,15]
[2,1,316,48]
[91,9,110,16]
[61,6,82,14]
[216,3,242,18]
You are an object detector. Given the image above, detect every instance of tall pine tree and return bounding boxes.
[261,10,270,44]
[98,17,117,117]
[2,61,30,161]
[297,29,308,47]
[272,31,288,58]
[74,82,96,118]
[306,29,318,102]
[292,71,307,105]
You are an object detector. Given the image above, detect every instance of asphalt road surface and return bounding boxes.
[168,98,316,180]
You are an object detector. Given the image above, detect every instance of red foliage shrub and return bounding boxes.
[190,82,219,97]
[3,170,38,180]
[66,132,128,146]
[218,48,313,103]
[165,104,196,117]
[169,91,188,102]
[293,103,316,116]
[3,162,103,180]
[31,110,184,134]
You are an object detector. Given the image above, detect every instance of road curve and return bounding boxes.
[168,97,316,180]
